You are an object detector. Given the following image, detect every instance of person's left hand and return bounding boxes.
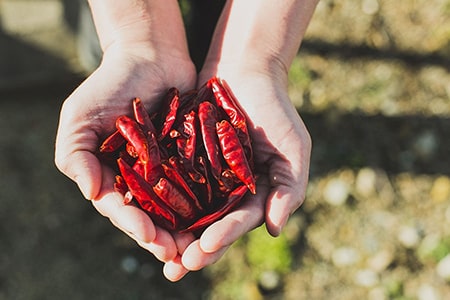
[172,68,312,273]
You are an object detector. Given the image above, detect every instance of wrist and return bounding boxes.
[88,0,190,61]
[200,56,289,89]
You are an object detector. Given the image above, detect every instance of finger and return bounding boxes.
[136,227,178,263]
[91,163,157,243]
[181,240,228,271]
[55,99,103,200]
[55,148,102,200]
[92,191,156,243]
[172,231,196,254]
[265,152,310,236]
[163,256,190,282]
[198,186,267,253]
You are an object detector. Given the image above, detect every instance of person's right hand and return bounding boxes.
[55,43,198,281]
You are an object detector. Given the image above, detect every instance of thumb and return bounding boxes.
[55,149,102,200]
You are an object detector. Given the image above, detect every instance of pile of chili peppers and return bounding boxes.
[98,77,256,232]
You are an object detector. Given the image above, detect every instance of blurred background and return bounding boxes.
[0,0,449,299]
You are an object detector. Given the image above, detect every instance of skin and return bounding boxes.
[55,0,317,282]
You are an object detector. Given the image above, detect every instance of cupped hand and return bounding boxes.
[179,68,312,271]
[54,44,197,281]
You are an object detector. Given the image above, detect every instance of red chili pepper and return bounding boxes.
[153,177,198,221]
[182,184,248,232]
[162,162,203,212]
[217,169,236,194]
[99,130,125,153]
[198,101,222,180]
[143,132,164,184]
[114,175,128,196]
[117,158,180,231]
[216,120,256,194]
[133,97,157,135]
[116,115,150,164]
[159,88,180,140]
[208,77,246,131]
[126,143,138,158]
[176,111,205,183]
[208,77,253,162]
[196,156,213,206]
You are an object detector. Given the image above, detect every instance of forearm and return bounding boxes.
[87,0,190,59]
[202,0,318,78]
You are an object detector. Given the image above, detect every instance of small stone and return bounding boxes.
[258,270,281,292]
[354,269,379,287]
[361,0,379,15]
[332,247,360,267]
[355,168,377,197]
[436,254,450,281]
[121,255,139,274]
[397,225,421,249]
[368,249,394,272]
[412,130,439,161]
[430,176,450,203]
[323,178,350,206]
[417,284,440,300]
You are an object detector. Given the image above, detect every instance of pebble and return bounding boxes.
[121,255,139,274]
[397,225,421,249]
[412,130,439,161]
[355,168,377,197]
[417,284,441,300]
[323,178,350,206]
[430,176,450,203]
[361,0,380,15]
[417,234,441,262]
[331,247,360,267]
[368,249,394,273]
[436,254,450,281]
[354,269,379,287]
[258,270,281,292]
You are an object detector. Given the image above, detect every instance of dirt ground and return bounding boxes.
[1,0,449,299]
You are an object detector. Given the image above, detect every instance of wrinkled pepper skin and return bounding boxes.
[117,158,180,231]
[133,97,157,135]
[198,101,222,181]
[159,87,180,140]
[216,120,256,194]
[116,115,150,164]
[183,184,248,232]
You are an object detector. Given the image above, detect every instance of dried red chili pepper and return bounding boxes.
[159,88,180,140]
[176,111,205,183]
[133,97,157,135]
[143,132,164,184]
[161,162,203,212]
[208,77,246,131]
[117,158,180,231]
[208,77,253,162]
[183,184,248,232]
[198,101,222,180]
[216,120,256,194]
[99,130,125,153]
[116,115,150,164]
[153,177,198,221]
